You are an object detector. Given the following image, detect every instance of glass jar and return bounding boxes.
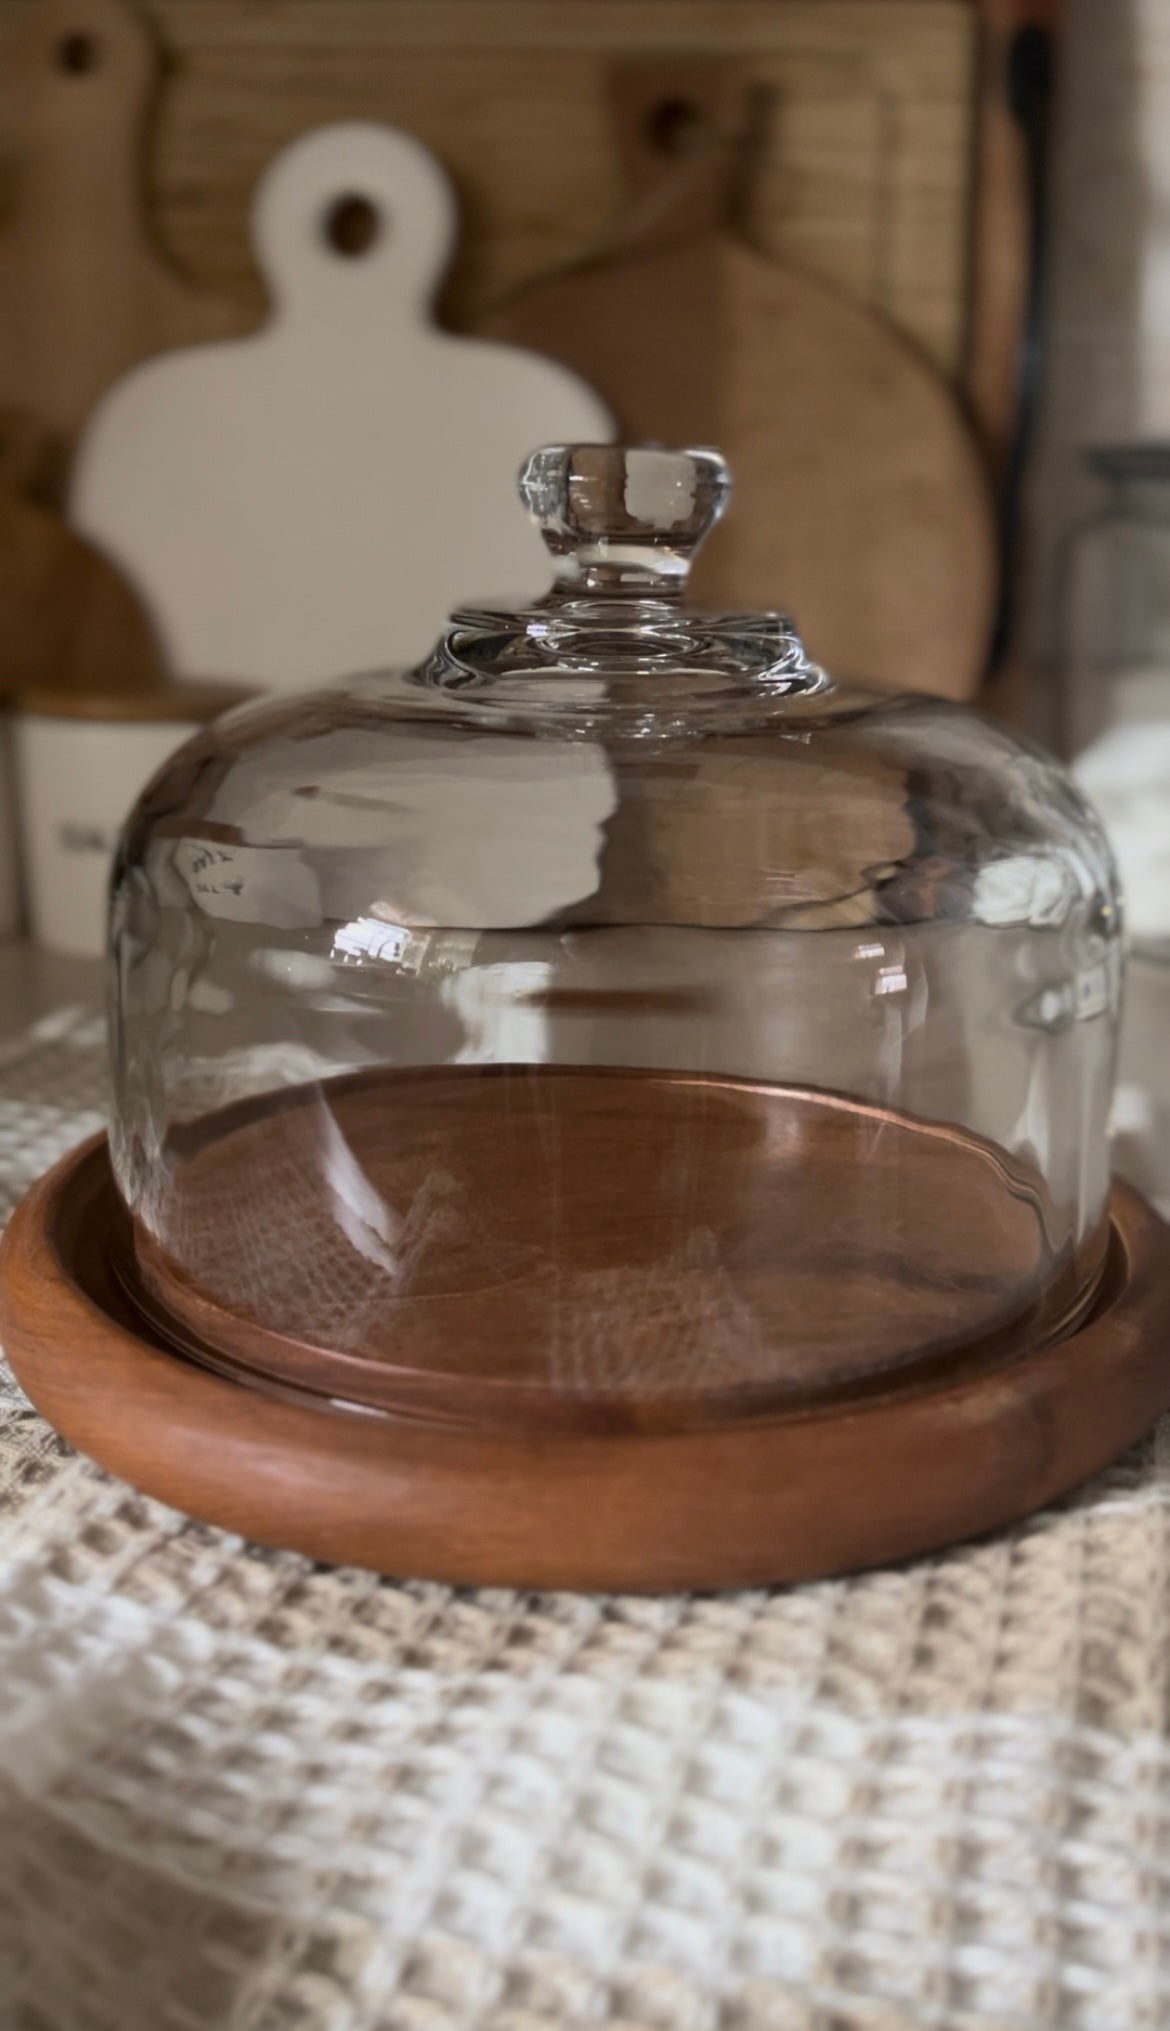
[1063,444,1170,951]
[108,445,1122,1425]
[1062,445,1170,754]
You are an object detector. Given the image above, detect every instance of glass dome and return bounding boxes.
[108,444,1122,1425]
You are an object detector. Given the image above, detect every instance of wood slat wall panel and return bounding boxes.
[0,0,976,371]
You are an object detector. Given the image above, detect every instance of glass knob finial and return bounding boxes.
[519,443,732,593]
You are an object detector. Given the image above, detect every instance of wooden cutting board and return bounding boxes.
[0,410,162,692]
[69,121,614,690]
[0,0,245,496]
[485,61,997,700]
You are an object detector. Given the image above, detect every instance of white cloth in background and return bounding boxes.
[1076,721,1170,945]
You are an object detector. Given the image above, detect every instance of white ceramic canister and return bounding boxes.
[0,701,21,937]
[14,682,249,959]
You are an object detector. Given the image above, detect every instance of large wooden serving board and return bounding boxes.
[486,60,996,698]
[0,411,162,691]
[2,1134,1168,1592]
[0,0,245,490]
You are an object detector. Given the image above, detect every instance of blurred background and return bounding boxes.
[0,0,1167,971]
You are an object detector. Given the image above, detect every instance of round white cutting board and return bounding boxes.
[69,123,614,691]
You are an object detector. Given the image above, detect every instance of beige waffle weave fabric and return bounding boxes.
[4,1009,1170,2031]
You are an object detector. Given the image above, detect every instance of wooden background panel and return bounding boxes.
[0,0,977,373]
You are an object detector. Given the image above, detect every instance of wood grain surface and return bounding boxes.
[2,1132,1168,1591]
[0,0,246,489]
[485,58,995,696]
[130,1065,1104,1429]
[0,0,978,374]
[0,410,163,691]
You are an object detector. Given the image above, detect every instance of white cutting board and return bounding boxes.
[69,123,614,690]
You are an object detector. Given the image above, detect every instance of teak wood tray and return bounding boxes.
[2,1132,1169,1593]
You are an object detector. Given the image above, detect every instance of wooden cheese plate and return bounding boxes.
[2,1133,1169,1593]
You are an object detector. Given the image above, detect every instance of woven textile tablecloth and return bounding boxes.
[4,1008,1170,2031]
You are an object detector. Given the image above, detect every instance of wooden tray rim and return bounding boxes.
[2,1132,1169,1592]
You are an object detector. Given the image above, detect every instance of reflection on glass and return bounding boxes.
[110,445,1121,1420]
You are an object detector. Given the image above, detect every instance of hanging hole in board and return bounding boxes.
[646,98,704,158]
[56,30,100,73]
[322,194,384,258]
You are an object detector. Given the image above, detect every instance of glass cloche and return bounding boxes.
[108,445,1122,1425]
